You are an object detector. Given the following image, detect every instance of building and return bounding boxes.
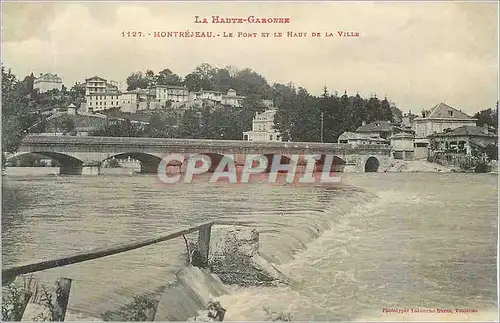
[120,89,157,113]
[84,76,121,113]
[337,132,388,146]
[221,89,245,107]
[413,102,477,158]
[152,85,190,105]
[188,89,246,108]
[428,125,497,156]
[242,108,281,142]
[33,73,63,93]
[191,90,223,102]
[355,120,408,139]
[389,133,415,160]
[343,119,415,159]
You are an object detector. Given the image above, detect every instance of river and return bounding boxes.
[2,168,498,321]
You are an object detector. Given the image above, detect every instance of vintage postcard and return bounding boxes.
[1,1,498,322]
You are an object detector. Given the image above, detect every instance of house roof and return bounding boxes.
[419,102,475,120]
[85,76,107,81]
[123,88,152,95]
[429,125,497,138]
[154,85,188,90]
[356,120,394,133]
[390,132,415,139]
[86,91,122,96]
[338,131,387,141]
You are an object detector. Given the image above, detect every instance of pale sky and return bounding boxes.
[1,1,498,115]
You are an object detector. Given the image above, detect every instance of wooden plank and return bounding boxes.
[2,222,214,286]
[212,220,256,227]
[51,277,72,321]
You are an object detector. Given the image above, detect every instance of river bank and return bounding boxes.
[384,159,454,172]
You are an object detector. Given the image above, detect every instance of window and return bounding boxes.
[448,110,453,117]
[270,135,273,140]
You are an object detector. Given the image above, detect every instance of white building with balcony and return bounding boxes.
[34,73,63,93]
[243,108,281,142]
[84,76,121,113]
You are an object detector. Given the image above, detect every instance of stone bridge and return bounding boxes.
[11,135,393,175]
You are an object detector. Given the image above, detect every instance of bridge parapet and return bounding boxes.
[21,136,391,151]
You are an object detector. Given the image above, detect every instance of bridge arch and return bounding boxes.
[263,154,295,173]
[364,156,380,172]
[193,153,232,173]
[314,155,347,173]
[7,152,84,174]
[103,152,164,174]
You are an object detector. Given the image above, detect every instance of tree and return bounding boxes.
[183,63,218,91]
[179,106,202,138]
[145,109,182,138]
[474,105,498,129]
[58,115,76,135]
[155,69,182,86]
[2,66,34,153]
[92,119,145,137]
[126,71,153,90]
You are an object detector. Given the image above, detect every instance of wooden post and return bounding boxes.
[51,277,72,321]
[197,224,212,265]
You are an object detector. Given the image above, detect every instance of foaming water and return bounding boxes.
[2,170,498,321]
[219,173,498,321]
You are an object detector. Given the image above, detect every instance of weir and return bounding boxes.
[1,220,258,321]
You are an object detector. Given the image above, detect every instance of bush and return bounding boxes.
[263,306,293,321]
[102,294,158,321]
[107,159,121,168]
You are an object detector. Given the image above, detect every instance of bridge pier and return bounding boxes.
[140,162,159,174]
[81,163,101,176]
